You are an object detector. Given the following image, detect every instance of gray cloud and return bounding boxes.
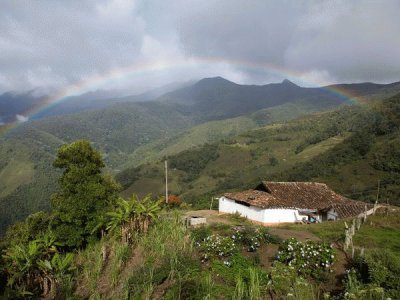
[0,0,399,95]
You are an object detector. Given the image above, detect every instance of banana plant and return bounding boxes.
[134,194,162,233]
[106,196,137,243]
[36,231,59,259]
[37,252,75,297]
[2,240,43,292]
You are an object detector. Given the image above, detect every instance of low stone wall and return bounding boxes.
[183,216,207,226]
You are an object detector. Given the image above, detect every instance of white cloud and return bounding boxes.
[16,114,29,123]
[0,0,399,95]
[284,0,400,83]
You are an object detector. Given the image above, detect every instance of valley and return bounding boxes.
[1,78,399,299]
[1,77,400,236]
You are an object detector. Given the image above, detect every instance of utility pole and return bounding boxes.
[376,180,380,204]
[165,160,168,204]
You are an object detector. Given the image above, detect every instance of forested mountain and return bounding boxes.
[0,91,45,124]
[0,81,194,124]
[0,101,192,235]
[1,77,400,235]
[33,80,194,120]
[118,92,400,208]
[158,76,400,121]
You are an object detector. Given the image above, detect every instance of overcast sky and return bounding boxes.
[1,0,400,95]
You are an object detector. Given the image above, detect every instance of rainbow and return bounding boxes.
[2,56,366,134]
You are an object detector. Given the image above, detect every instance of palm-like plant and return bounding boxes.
[135,194,162,233]
[37,231,59,259]
[2,231,72,297]
[105,194,163,242]
[91,214,108,238]
[106,196,137,243]
[3,240,43,293]
[37,252,75,297]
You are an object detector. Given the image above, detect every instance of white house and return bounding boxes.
[219,181,371,224]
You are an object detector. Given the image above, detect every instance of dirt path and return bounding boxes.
[102,246,144,299]
[268,228,320,241]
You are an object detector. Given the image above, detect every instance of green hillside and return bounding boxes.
[1,78,399,236]
[1,107,399,298]
[0,101,192,235]
[118,93,400,207]
[121,99,336,168]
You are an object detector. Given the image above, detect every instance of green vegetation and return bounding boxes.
[119,93,400,207]
[353,213,400,252]
[0,79,400,298]
[169,144,219,181]
[0,141,165,298]
[346,249,400,299]
[276,238,335,277]
[50,140,121,249]
[1,80,400,235]
[1,154,399,298]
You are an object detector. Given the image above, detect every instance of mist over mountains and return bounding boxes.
[2,77,399,126]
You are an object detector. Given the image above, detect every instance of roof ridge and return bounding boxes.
[263,181,328,185]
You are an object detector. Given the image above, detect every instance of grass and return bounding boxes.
[109,243,131,287]
[0,159,34,198]
[296,135,346,162]
[278,220,347,243]
[277,211,400,253]
[66,210,400,299]
[353,213,400,252]
[75,242,104,296]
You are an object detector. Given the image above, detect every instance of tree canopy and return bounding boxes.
[50,140,120,248]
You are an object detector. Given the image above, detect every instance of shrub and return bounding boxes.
[267,262,318,299]
[275,238,335,277]
[228,212,249,224]
[195,225,280,266]
[269,156,278,166]
[349,249,400,299]
[161,194,183,207]
[200,235,237,262]
[191,226,212,244]
[233,226,280,252]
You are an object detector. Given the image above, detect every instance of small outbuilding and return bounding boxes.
[219,181,371,224]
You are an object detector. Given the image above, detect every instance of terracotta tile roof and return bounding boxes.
[224,181,372,218]
[259,181,349,209]
[224,189,280,209]
[325,202,373,219]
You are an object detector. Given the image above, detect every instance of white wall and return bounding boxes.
[219,197,266,223]
[264,208,303,223]
[327,208,338,220]
[219,197,307,223]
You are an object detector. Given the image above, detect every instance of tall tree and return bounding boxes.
[50,140,120,248]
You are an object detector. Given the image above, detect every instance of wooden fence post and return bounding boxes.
[356,217,361,230]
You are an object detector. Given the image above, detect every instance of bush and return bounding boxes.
[195,225,280,266]
[199,234,237,262]
[164,194,183,207]
[349,249,400,299]
[233,226,280,252]
[275,238,335,277]
[269,156,278,166]
[169,144,219,177]
[267,262,318,299]
[191,226,212,244]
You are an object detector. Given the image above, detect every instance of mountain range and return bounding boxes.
[1,77,400,235]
